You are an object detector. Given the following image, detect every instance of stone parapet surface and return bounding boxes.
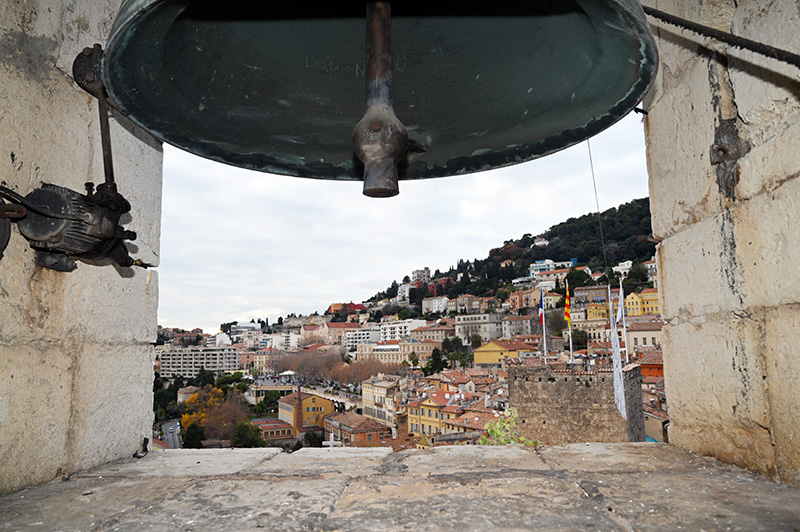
[1,445,799,531]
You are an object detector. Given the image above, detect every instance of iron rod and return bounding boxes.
[97,95,116,185]
[366,1,393,107]
[353,1,408,198]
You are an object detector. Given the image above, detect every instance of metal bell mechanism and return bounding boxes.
[100,0,659,197]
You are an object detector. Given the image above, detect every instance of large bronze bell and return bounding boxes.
[102,1,658,197]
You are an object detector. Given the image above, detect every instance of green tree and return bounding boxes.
[254,390,281,415]
[470,333,483,349]
[457,350,474,369]
[183,422,205,448]
[304,431,324,447]
[565,268,592,290]
[572,329,589,350]
[549,310,567,335]
[231,420,267,448]
[409,352,419,367]
[193,367,216,387]
[424,348,447,375]
[398,309,412,320]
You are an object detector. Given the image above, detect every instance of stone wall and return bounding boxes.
[509,366,644,445]
[644,0,800,486]
[0,1,161,494]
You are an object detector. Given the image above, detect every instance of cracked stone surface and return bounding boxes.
[1,444,799,531]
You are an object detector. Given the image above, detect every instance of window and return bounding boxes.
[368,434,373,441]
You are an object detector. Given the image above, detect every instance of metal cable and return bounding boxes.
[0,186,88,221]
[643,6,800,70]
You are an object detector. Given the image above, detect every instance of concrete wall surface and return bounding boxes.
[644,0,800,486]
[0,1,162,494]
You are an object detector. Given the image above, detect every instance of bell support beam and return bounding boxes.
[353,1,408,198]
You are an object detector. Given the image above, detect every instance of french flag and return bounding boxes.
[538,287,544,325]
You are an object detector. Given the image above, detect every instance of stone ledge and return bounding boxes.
[1,444,798,531]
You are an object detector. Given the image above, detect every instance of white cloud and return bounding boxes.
[157,112,650,333]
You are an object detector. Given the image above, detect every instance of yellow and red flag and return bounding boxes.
[565,280,571,326]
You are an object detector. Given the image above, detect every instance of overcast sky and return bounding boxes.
[157,111,650,334]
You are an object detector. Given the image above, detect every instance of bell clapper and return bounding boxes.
[353,1,408,198]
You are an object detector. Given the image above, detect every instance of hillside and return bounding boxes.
[370,197,655,303]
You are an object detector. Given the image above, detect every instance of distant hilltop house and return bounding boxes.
[411,267,431,284]
[529,258,578,278]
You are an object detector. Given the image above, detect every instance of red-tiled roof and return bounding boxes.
[627,320,664,332]
[490,340,535,351]
[639,350,664,366]
[326,412,388,433]
[326,322,361,329]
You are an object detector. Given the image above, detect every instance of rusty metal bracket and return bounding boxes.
[73,44,115,186]
[710,119,750,165]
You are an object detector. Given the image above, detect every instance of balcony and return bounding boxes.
[2,444,798,531]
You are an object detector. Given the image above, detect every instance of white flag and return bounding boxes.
[608,285,627,419]
[616,283,625,324]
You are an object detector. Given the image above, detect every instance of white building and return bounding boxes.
[454,314,503,343]
[422,296,449,315]
[157,346,240,379]
[529,259,575,278]
[644,258,658,282]
[229,322,262,342]
[344,326,382,352]
[501,315,537,338]
[380,319,428,342]
[260,332,300,351]
[613,260,633,278]
[396,282,415,302]
[206,333,231,347]
[412,267,431,284]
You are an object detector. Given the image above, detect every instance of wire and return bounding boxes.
[644,6,800,70]
[0,186,88,222]
[587,140,609,273]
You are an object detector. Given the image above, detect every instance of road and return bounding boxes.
[162,419,182,449]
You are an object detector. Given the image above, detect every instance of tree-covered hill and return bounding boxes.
[370,197,655,303]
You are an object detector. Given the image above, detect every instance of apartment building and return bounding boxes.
[343,325,381,351]
[157,345,239,378]
[362,375,401,429]
[421,296,449,315]
[454,313,503,343]
[380,318,428,342]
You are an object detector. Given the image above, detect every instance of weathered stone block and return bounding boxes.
[764,307,800,486]
[662,317,775,478]
[646,53,723,239]
[729,0,800,149]
[0,344,75,494]
[658,211,746,319]
[733,178,800,309]
[0,0,161,495]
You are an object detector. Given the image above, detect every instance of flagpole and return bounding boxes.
[617,280,629,363]
[566,281,574,364]
[539,286,547,360]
